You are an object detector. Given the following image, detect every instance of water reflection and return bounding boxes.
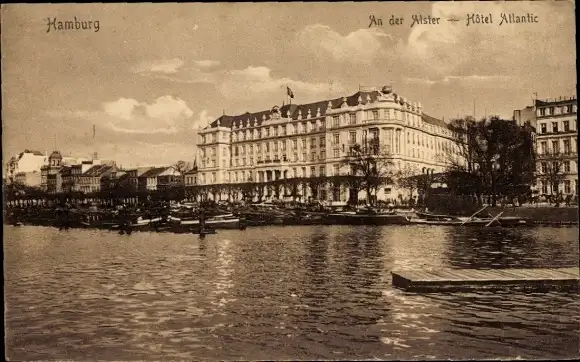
[444,227,579,269]
[4,225,580,360]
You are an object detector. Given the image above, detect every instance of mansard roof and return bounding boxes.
[535,97,577,107]
[139,167,169,179]
[83,164,114,177]
[206,90,383,129]
[205,89,449,131]
[421,114,447,128]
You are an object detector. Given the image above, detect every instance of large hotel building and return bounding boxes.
[196,86,459,202]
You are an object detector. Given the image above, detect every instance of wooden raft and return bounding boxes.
[392,267,579,292]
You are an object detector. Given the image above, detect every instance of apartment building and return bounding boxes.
[196,86,458,202]
[534,97,578,196]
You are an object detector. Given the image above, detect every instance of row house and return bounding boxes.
[196,86,458,202]
[534,97,578,196]
[77,164,117,193]
[137,166,182,191]
[125,167,157,191]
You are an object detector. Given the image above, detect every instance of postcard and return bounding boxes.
[2,2,578,360]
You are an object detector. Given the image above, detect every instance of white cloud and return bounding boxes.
[405,75,512,87]
[194,60,221,68]
[401,1,574,79]
[219,66,343,100]
[100,96,193,134]
[192,110,215,129]
[131,58,185,74]
[296,24,392,64]
[132,59,221,83]
[137,61,338,101]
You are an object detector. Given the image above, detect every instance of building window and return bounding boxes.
[349,113,356,124]
[564,139,571,154]
[540,123,547,133]
[293,139,298,149]
[333,148,339,158]
[293,153,298,162]
[273,142,278,152]
[266,143,270,152]
[310,166,316,177]
[565,180,571,194]
[302,139,307,148]
[319,166,325,176]
[552,140,560,154]
[311,137,317,149]
[552,122,559,133]
[302,152,307,161]
[333,133,340,145]
[310,153,316,161]
[540,141,547,154]
[319,136,325,147]
[349,131,357,144]
[372,110,379,120]
[564,120,570,132]
[281,141,286,151]
[549,107,554,115]
[333,164,340,176]
[332,116,339,128]
[541,181,548,194]
[320,150,326,159]
[265,128,270,137]
[539,108,546,116]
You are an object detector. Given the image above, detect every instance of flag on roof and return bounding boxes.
[287,86,294,99]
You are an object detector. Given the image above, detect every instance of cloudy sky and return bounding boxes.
[2,2,576,168]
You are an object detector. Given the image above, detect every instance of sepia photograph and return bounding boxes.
[2,1,579,360]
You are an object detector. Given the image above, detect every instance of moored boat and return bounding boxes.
[410,208,529,227]
[169,212,244,232]
[325,208,410,225]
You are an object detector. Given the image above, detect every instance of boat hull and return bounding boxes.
[325,213,410,225]
[409,217,529,227]
[169,217,243,232]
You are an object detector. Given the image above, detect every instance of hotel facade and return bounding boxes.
[534,97,578,196]
[196,86,459,202]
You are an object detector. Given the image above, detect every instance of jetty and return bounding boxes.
[392,267,579,292]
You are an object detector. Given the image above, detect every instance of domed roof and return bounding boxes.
[49,150,62,159]
[381,85,392,94]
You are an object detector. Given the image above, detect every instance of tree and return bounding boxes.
[538,151,567,205]
[306,176,328,201]
[444,116,535,206]
[173,160,192,174]
[395,164,420,201]
[341,137,393,206]
[6,156,18,183]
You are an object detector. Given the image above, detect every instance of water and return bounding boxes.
[4,225,579,360]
